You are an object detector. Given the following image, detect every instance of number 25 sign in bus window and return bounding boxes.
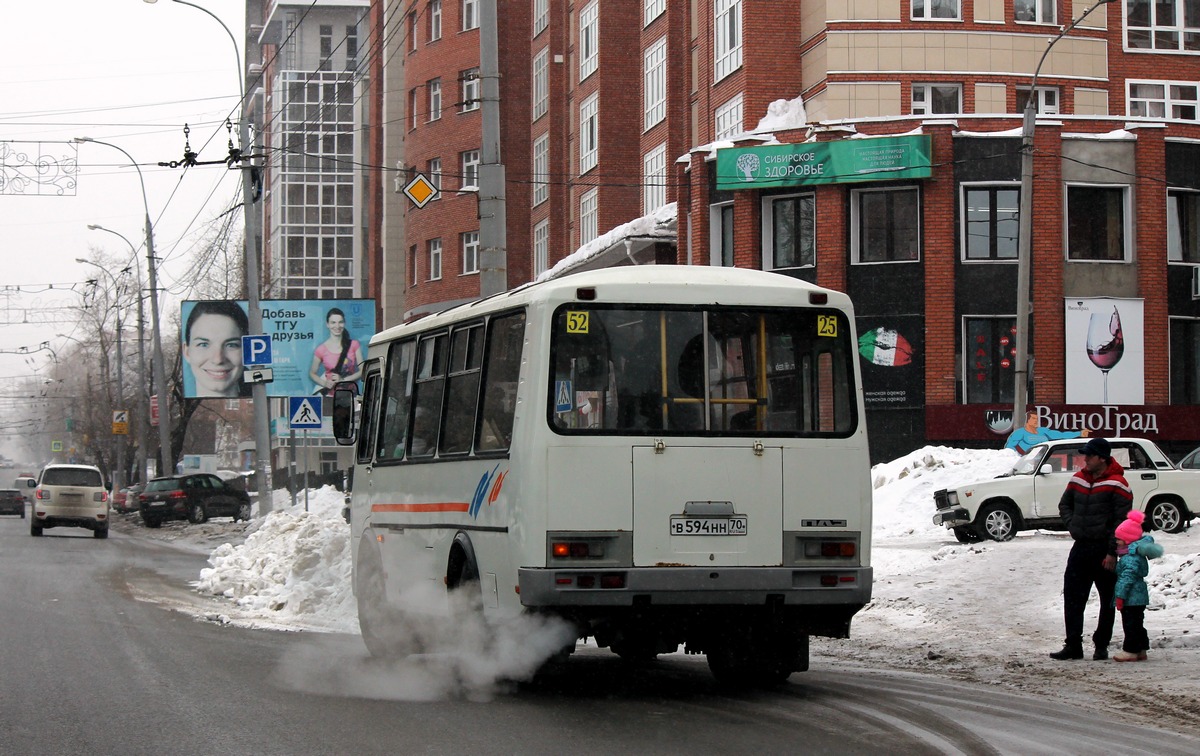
[333,266,872,686]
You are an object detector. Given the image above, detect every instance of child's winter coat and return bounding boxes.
[1113,535,1165,608]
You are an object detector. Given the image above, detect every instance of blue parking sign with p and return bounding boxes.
[242,335,272,366]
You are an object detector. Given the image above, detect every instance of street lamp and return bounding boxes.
[87,225,150,487]
[145,0,273,510]
[72,136,173,477]
[1012,0,1118,428]
[75,256,131,492]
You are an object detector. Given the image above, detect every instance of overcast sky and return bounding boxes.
[1,0,249,454]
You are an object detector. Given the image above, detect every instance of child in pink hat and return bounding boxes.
[1112,510,1165,662]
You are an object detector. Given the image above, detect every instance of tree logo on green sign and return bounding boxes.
[734,152,760,182]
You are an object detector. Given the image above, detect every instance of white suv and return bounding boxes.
[31,464,110,538]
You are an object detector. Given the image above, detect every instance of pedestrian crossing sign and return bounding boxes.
[288,396,323,429]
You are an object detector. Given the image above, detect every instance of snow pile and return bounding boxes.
[754,96,807,132]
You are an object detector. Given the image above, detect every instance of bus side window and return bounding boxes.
[477,311,526,452]
[409,334,447,458]
[375,341,414,461]
[356,370,381,463]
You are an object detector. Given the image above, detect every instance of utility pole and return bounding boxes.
[478,0,507,297]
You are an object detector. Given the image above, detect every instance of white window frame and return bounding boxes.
[534,0,549,36]
[461,149,481,190]
[645,0,666,26]
[643,38,667,131]
[429,238,443,281]
[761,192,817,271]
[1128,80,1200,120]
[580,1,599,81]
[460,68,480,113]
[533,48,549,120]
[911,0,961,20]
[850,186,922,264]
[461,231,480,274]
[714,93,743,140]
[533,134,549,206]
[428,78,442,121]
[911,83,962,115]
[1126,0,1200,53]
[428,157,442,197]
[534,219,550,276]
[1016,86,1060,115]
[411,88,420,129]
[709,202,735,266]
[579,93,599,175]
[643,143,667,214]
[409,12,418,52]
[1065,183,1131,263]
[462,0,479,31]
[411,245,419,285]
[1168,188,1200,263]
[714,0,742,82]
[1013,0,1054,24]
[430,0,442,41]
[580,188,599,245]
[959,182,1021,263]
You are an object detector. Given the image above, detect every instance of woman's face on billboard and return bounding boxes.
[184,313,243,396]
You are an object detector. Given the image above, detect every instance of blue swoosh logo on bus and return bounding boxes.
[469,464,501,518]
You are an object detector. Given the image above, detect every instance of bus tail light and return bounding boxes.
[820,574,857,587]
[551,541,603,559]
[599,574,625,589]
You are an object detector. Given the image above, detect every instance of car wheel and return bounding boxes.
[236,503,252,522]
[30,521,43,537]
[142,516,162,529]
[94,527,108,539]
[977,502,1018,542]
[1149,500,1186,534]
[953,526,983,544]
[188,503,207,524]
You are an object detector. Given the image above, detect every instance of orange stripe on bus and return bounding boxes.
[371,502,470,513]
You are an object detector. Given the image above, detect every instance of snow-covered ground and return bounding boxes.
[118,448,1200,729]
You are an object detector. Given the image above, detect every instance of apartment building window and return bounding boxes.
[912,83,961,115]
[410,88,419,129]
[962,185,1019,261]
[461,149,480,189]
[710,203,735,266]
[533,48,549,120]
[1067,185,1128,261]
[428,157,442,195]
[428,79,442,121]
[1129,81,1199,119]
[534,0,549,35]
[762,193,815,269]
[463,0,479,31]
[409,12,418,51]
[411,245,419,285]
[460,68,480,112]
[580,189,599,245]
[1171,318,1200,402]
[912,0,960,19]
[646,0,666,25]
[1016,86,1059,115]
[430,0,442,41]
[644,38,667,130]
[1168,189,1200,262]
[579,94,599,174]
[714,93,743,139]
[429,239,443,281]
[964,317,1016,404]
[533,134,549,206]
[714,0,742,82]
[643,143,667,214]
[346,26,359,70]
[580,1,599,80]
[1128,0,1200,52]
[319,25,333,70]
[852,187,920,263]
[461,231,480,274]
[534,219,550,276]
[1013,0,1054,23]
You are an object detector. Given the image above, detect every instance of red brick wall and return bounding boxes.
[923,123,958,405]
[1136,128,1169,404]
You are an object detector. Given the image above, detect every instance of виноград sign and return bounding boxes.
[715,135,933,191]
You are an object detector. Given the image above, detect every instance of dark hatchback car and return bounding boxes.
[0,489,25,518]
[138,473,252,527]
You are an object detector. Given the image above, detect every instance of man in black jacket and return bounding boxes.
[1050,436,1133,661]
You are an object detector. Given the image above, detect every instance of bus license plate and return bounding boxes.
[670,516,748,536]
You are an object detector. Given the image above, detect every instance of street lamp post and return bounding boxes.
[145,0,273,510]
[73,136,173,477]
[75,257,130,492]
[85,224,150,486]
[1012,0,1117,428]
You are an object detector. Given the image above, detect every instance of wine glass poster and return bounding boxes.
[1064,298,1144,405]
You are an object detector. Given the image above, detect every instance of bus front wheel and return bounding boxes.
[356,540,401,658]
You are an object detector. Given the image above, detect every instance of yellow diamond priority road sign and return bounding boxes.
[403,173,439,208]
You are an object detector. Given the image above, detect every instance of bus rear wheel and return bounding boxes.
[356,541,401,658]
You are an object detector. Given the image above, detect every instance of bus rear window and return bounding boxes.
[548,306,856,436]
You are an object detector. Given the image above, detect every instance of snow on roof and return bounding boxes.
[536,201,678,282]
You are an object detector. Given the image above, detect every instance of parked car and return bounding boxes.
[138,473,252,528]
[30,463,110,538]
[1178,446,1200,471]
[0,488,25,518]
[933,437,1198,542]
[112,484,143,514]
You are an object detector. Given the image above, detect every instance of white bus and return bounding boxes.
[333,266,872,684]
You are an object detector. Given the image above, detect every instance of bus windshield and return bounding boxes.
[549,305,856,436]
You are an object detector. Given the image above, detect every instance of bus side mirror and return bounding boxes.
[332,383,357,445]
